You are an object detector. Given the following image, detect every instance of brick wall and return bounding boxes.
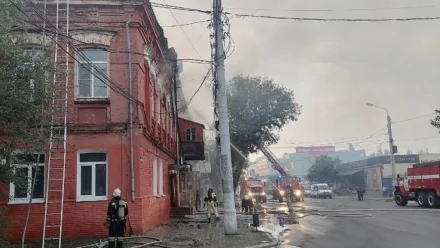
[0,2,179,242]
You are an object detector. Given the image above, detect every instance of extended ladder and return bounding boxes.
[258,145,290,176]
[42,1,70,247]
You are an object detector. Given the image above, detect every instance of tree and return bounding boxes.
[305,155,341,183]
[0,0,56,244]
[431,109,440,131]
[226,75,301,191]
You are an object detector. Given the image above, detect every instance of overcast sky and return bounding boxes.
[153,0,440,160]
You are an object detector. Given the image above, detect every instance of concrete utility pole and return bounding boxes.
[367,103,396,186]
[213,0,238,234]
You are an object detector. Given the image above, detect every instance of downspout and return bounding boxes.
[126,20,135,201]
[173,61,181,206]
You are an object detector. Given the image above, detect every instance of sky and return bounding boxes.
[153,0,440,160]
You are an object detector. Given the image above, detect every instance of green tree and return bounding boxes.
[0,0,56,244]
[431,109,440,131]
[227,75,301,191]
[306,155,341,183]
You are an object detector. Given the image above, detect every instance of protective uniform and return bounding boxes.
[106,188,129,248]
[241,195,254,213]
[203,188,219,222]
[285,185,294,214]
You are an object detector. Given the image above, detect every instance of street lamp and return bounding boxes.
[366,103,397,187]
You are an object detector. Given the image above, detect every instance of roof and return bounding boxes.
[178,117,205,129]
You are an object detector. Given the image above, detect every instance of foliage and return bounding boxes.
[0,0,55,184]
[431,109,440,131]
[227,75,301,191]
[305,155,341,183]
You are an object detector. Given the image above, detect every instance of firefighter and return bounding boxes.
[106,188,129,248]
[203,188,219,222]
[285,184,294,215]
[241,195,254,214]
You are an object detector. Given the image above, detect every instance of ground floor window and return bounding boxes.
[77,151,107,202]
[9,154,45,204]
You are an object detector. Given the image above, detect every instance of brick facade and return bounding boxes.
[0,1,203,243]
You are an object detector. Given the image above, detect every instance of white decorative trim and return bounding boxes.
[25,33,51,45]
[71,31,116,47]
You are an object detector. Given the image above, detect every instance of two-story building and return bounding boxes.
[0,0,205,243]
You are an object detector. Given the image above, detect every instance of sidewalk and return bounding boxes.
[144,210,278,248]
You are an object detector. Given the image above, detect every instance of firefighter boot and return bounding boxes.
[117,241,124,248]
[108,241,116,248]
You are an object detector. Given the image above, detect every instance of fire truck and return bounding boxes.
[394,161,440,208]
[243,177,268,203]
[257,145,304,203]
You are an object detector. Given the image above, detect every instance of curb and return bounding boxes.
[244,228,279,248]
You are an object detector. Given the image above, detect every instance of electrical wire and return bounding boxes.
[223,12,440,22]
[393,112,436,124]
[223,5,440,13]
[161,19,210,28]
[161,0,205,60]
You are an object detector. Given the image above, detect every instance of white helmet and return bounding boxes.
[244,195,249,200]
[113,188,121,197]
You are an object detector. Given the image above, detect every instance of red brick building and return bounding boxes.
[0,0,205,243]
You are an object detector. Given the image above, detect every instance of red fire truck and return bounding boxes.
[394,161,440,208]
[243,177,268,203]
[257,145,304,203]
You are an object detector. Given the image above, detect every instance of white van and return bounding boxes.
[311,183,332,199]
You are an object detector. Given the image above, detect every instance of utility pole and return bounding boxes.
[387,114,397,186]
[213,0,237,234]
[367,103,396,186]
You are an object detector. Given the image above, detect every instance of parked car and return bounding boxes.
[311,183,333,199]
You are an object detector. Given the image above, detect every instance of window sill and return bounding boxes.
[154,194,161,198]
[160,194,166,197]
[76,196,108,202]
[75,98,110,104]
[8,199,45,205]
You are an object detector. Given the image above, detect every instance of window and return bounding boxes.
[186,128,196,141]
[23,49,44,97]
[159,160,164,196]
[77,151,107,201]
[77,49,108,98]
[152,157,158,196]
[150,78,155,118]
[9,154,45,204]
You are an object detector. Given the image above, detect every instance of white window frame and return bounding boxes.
[186,128,196,141]
[76,48,109,99]
[150,78,155,118]
[156,88,161,125]
[76,150,108,202]
[152,157,159,197]
[9,154,45,205]
[159,160,165,196]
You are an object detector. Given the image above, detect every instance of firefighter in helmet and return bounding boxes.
[241,194,254,214]
[203,188,219,222]
[106,188,129,248]
[285,184,294,214]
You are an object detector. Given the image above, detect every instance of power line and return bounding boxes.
[161,19,210,27]
[393,112,436,124]
[223,5,440,13]
[223,12,440,22]
[160,0,206,60]
[149,2,211,14]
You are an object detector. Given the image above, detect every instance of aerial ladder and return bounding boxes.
[41,0,71,247]
[257,145,302,216]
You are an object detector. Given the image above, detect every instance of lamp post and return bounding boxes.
[366,103,396,187]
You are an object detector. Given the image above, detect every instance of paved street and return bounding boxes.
[262,196,440,248]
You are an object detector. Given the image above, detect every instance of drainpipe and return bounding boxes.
[173,61,181,207]
[126,20,135,201]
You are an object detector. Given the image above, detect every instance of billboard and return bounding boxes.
[296,146,335,154]
[257,164,270,171]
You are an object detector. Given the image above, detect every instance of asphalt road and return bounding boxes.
[262,195,440,248]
